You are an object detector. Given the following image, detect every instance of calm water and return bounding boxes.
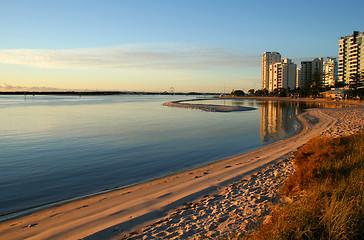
[0,95,309,220]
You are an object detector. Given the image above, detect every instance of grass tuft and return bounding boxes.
[245,133,364,240]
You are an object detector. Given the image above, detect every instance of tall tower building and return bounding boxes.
[261,52,281,90]
[338,31,364,84]
[268,58,297,92]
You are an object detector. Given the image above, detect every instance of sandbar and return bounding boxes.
[163,99,256,112]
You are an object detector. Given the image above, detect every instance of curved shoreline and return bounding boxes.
[0,102,345,240]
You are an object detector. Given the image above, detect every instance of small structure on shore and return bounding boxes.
[322,88,347,100]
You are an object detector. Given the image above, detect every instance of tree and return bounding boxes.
[334,81,346,88]
[349,69,364,89]
[310,68,322,98]
[281,88,289,97]
[248,89,255,95]
[349,69,364,99]
[255,88,268,96]
[270,89,278,96]
[231,89,245,96]
[269,88,287,97]
[254,89,263,96]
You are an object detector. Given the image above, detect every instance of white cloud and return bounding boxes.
[0,44,260,70]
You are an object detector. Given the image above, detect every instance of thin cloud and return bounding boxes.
[0,44,260,70]
[0,83,86,92]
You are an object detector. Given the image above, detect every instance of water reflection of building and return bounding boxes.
[260,101,300,142]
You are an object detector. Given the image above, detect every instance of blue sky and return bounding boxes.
[0,0,363,92]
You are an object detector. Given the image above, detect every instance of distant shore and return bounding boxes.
[0,91,218,96]
[0,99,363,240]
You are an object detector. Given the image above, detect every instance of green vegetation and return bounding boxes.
[248,89,255,95]
[254,88,269,96]
[231,89,245,96]
[248,134,364,240]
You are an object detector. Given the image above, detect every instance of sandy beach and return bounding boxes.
[0,100,363,240]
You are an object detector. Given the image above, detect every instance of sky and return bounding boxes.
[0,0,363,93]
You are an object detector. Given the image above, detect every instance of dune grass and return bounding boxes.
[247,133,364,240]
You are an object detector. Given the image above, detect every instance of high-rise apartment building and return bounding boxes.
[323,57,338,87]
[261,52,281,90]
[268,58,297,92]
[300,61,312,88]
[338,31,364,84]
[300,58,323,87]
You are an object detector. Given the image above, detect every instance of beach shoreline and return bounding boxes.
[0,99,363,240]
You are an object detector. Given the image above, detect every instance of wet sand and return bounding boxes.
[0,100,363,240]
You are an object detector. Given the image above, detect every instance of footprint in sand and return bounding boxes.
[50,212,63,218]
[22,223,38,228]
[10,222,22,227]
[76,205,89,210]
